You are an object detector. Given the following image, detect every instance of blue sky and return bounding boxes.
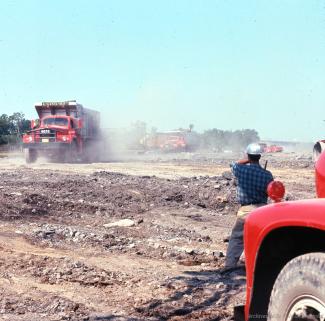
[0,0,324,141]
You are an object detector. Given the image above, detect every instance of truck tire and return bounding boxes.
[82,141,100,163]
[24,148,37,164]
[268,253,325,321]
[64,141,78,163]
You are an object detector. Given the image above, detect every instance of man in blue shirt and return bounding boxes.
[223,143,273,271]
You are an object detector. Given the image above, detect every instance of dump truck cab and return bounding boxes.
[235,151,325,321]
[37,115,80,143]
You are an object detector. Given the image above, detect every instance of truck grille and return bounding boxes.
[38,129,56,142]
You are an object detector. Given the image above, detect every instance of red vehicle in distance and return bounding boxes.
[159,135,186,152]
[265,144,284,153]
[258,142,284,153]
[234,152,325,320]
[143,130,199,152]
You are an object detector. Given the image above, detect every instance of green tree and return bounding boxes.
[9,112,30,135]
[200,128,259,152]
[0,114,10,136]
[0,112,30,145]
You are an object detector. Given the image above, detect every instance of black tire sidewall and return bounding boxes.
[268,253,325,321]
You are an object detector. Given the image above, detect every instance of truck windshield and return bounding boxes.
[43,118,68,127]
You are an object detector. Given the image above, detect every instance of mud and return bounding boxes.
[0,152,315,320]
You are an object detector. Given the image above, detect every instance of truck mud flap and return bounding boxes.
[234,305,245,321]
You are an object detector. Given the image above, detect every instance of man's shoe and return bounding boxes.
[220,263,246,274]
[219,265,238,274]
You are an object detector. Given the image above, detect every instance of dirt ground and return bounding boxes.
[0,151,315,321]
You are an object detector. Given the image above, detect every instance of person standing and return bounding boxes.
[223,143,274,271]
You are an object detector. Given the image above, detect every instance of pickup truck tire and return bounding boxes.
[268,252,325,321]
[24,148,37,164]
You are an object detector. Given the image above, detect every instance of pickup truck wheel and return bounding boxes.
[268,253,325,321]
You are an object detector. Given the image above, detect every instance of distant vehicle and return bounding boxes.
[143,130,199,152]
[265,144,283,153]
[234,153,325,321]
[258,142,284,153]
[22,100,100,163]
[159,135,186,151]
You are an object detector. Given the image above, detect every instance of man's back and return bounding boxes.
[231,163,273,205]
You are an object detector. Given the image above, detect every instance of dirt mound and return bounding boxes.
[0,169,238,222]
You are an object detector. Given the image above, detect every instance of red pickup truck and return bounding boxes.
[235,153,325,320]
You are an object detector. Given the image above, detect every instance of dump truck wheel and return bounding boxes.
[24,148,37,164]
[268,253,325,321]
[82,142,100,163]
[58,150,69,163]
[64,141,79,163]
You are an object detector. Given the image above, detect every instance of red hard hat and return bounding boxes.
[267,181,285,202]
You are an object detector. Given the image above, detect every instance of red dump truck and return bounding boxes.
[143,130,199,152]
[22,101,100,163]
[234,153,325,320]
[258,142,284,153]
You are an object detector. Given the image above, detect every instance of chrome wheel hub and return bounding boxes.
[286,296,325,321]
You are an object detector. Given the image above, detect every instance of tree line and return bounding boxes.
[199,128,260,151]
[0,112,30,145]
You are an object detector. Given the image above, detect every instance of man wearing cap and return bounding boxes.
[223,143,274,272]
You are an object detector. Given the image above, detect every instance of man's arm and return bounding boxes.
[230,158,251,168]
[235,158,251,165]
[230,158,250,176]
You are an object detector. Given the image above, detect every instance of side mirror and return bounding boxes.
[31,119,40,129]
[313,141,325,163]
[315,150,325,198]
[267,181,285,202]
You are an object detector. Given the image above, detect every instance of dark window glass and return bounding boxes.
[43,118,68,127]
